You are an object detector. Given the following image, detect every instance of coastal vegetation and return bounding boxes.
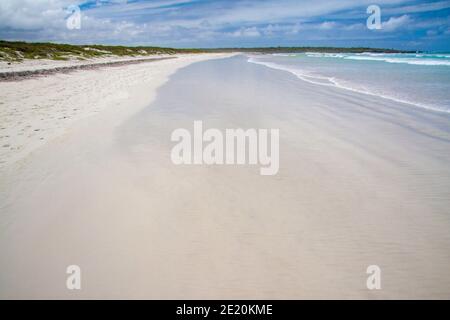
[0,40,202,62]
[0,40,414,62]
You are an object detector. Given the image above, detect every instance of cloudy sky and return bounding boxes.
[0,0,449,51]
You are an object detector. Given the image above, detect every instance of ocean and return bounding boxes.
[248,52,450,113]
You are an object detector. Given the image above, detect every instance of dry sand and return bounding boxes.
[0,54,229,167]
[0,54,174,73]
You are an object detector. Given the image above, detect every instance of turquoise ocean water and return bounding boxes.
[248,52,450,113]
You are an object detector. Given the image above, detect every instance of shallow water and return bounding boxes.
[249,53,450,113]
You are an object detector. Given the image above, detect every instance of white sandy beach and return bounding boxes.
[0,54,449,299]
[0,54,173,73]
[0,54,230,167]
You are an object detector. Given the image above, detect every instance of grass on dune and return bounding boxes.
[0,41,203,62]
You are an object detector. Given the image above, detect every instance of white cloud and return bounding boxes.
[0,0,448,49]
[231,26,261,37]
[381,15,412,31]
[318,21,337,30]
[0,0,79,30]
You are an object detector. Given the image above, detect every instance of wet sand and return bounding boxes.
[1,55,449,299]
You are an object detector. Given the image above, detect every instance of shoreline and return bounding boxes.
[0,53,234,169]
[247,56,450,115]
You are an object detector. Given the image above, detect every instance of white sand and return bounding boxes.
[0,54,231,168]
[0,54,173,73]
[0,54,449,299]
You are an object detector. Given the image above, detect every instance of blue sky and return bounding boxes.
[0,0,449,51]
